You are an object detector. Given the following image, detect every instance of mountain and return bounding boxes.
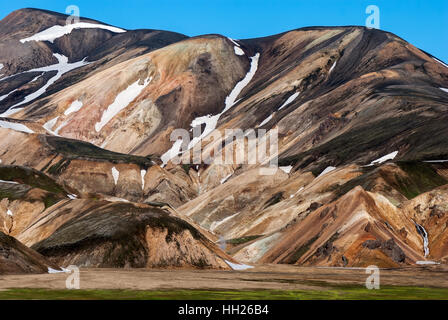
[0,231,62,274]
[0,8,447,269]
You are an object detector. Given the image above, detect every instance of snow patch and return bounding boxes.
[0,180,18,184]
[140,169,146,190]
[225,260,254,271]
[111,167,119,186]
[65,100,83,115]
[227,37,240,47]
[433,58,448,69]
[161,138,184,165]
[186,53,260,151]
[220,173,232,184]
[279,165,293,174]
[258,114,273,127]
[67,194,77,200]
[43,116,59,135]
[368,151,398,166]
[291,186,304,198]
[317,166,336,178]
[416,261,439,265]
[210,212,239,232]
[0,54,90,117]
[0,120,34,133]
[423,159,448,163]
[21,22,126,43]
[48,267,70,274]
[329,60,337,73]
[6,209,13,216]
[95,77,151,132]
[440,88,448,93]
[234,46,244,55]
[278,92,300,110]
[30,73,43,83]
[0,89,17,102]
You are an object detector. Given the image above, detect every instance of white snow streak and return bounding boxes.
[329,60,337,73]
[0,53,90,117]
[30,73,43,82]
[258,114,273,127]
[0,180,18,184]
[0,120,34,133]
[111,167,119,186]
[210,212,239,232]
[234,46,244,56]
[0,89,17,102]
[220,173,232,184]
[140,169,146,190]
[440,87,448,93]
[48,267,69,274]
[6,209,13,216]
[161,139,183,166]
[279,165,293,174]
[278,92,300,111]
[225,260,254,271]
[433,58,448,69]
[423,160,448,163]
[186,53,260,151]
[416,261,439,265]
[95,77,151,132]
[43,116,59,135]
[368,151,398,166]
[317,166,336,178]
[21,22,126,43]
[65,100,83,115]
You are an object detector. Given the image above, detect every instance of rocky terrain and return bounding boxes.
[0,8,447,274]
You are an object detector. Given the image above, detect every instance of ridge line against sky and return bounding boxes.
[1,0,447,62]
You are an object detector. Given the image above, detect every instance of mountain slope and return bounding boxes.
[0,8,447,269]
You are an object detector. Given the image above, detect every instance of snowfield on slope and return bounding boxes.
[0,120,34,133]
[95,77,152,132]
[278,92,300,110]
[111,167,119,185]
[368,151,398,166]
[0,54,90,117]
[186,53,260,151]
[65,100,84,115]
[20,22,126,43]
[225,260,254,271]
[162,53,260,165]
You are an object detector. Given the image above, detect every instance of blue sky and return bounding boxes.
[1,0,447,62]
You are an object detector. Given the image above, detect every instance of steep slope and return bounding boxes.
[1,9,448,270]
[0,8,187,116]
[403,184,448,262]
[27,200,232,269]
[258,186,424,267]
[0,231,61,274]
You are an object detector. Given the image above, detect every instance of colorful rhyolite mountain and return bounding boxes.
[1,8,448,273]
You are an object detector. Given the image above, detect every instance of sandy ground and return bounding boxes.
[1,264,447,291]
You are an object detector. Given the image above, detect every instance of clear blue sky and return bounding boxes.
[1,0,447,62]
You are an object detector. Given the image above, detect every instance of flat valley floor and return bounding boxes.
[1,265,448,299]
